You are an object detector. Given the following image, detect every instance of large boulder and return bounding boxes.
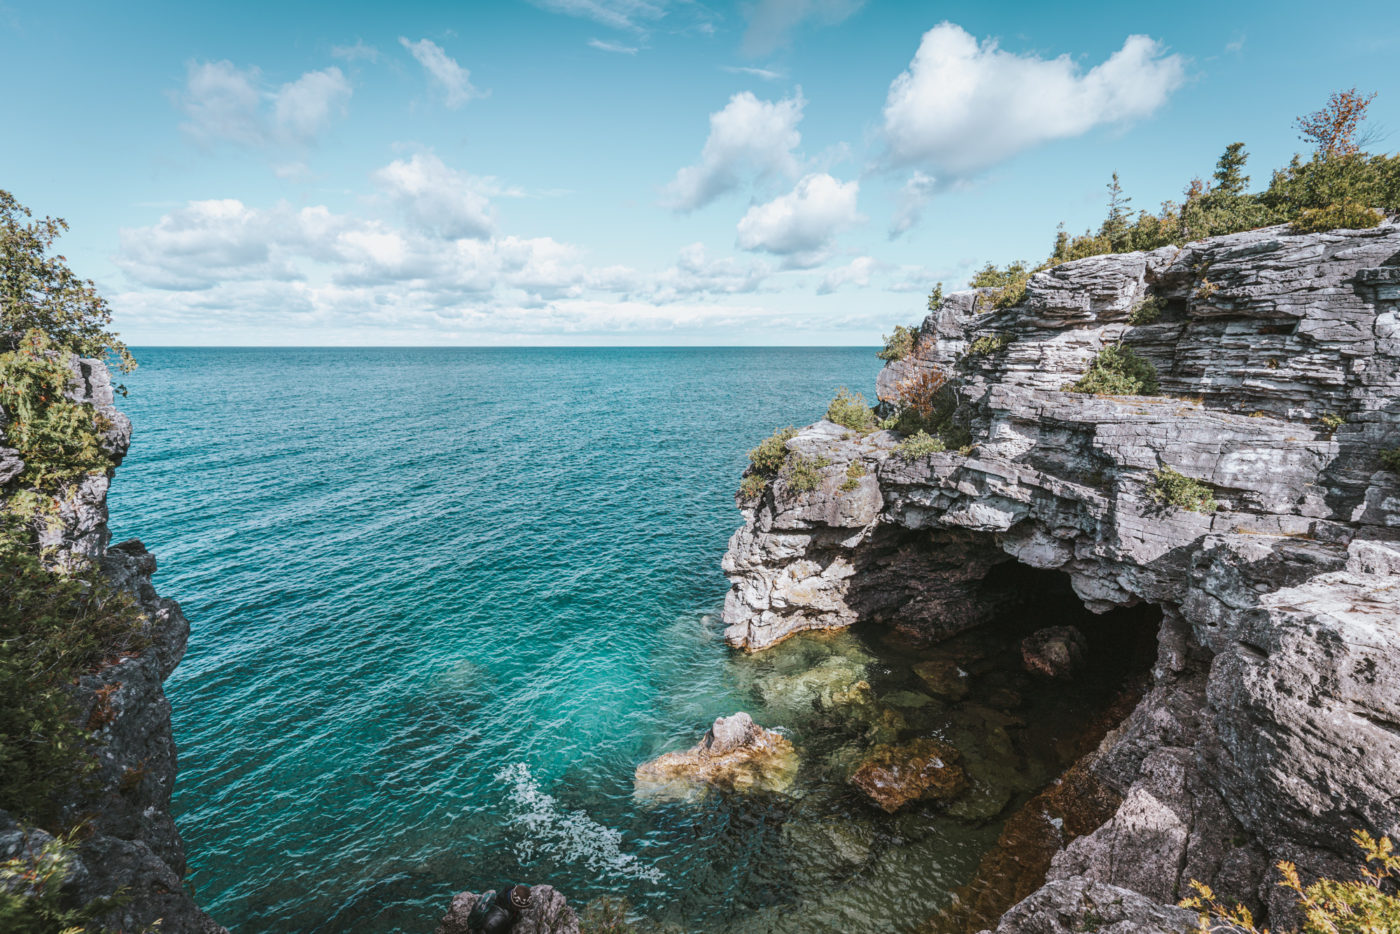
[634,712,798,800]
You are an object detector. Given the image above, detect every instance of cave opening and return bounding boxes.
[841,554,1166,934]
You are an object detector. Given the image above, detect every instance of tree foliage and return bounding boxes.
[0,191,133,373]
[1182,830,1400,934]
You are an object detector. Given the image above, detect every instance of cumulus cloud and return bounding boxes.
[373,152,495,239]
[882,23,1185,178]
[736,172,861,265]
[399,38,483,108]
[116,199,348,289]
[889,170,937,238]
[663,90,806,211]
[817,255,879,294]
[176,61,351,148]
[742,0,864,56]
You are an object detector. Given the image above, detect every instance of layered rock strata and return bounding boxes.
[721,222,1400,930]
[0,353,223,932]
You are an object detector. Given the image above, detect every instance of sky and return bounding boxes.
[2,0,1398,346]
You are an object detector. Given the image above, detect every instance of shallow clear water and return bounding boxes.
[108,348,1143,934]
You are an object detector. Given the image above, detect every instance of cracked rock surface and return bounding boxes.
[722,223,1400,931]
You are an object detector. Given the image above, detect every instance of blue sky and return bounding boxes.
[3,0,1398,346]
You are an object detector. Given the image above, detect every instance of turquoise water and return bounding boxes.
[108,348,893,931]
[108,348,1142,934]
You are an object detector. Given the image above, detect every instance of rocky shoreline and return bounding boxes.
[0,353,223,933]
[721,221,1400,931]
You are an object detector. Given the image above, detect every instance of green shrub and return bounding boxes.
[967,333,1011,356]
[1128,295,1165,325]
[1293,199,1384,233]
[1320,411,1347,434]
[1380,448,1400,472]
[895,431,946,462]
[1149,467,1217,513]
[782,455,824,493]
[0,538,148,825]
[1069,345,1161,396]
[737,474,767,502]
[971,260,1034,310]
[0,831,124,933]
[747,427,797,476]
[841,460,867,492]
[927,282,945,312]
[825,388,877,432]
[877,325,918,361]
[1182,830,1400,934]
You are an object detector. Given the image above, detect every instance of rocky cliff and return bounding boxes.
[0,354,223,933]
[722,221,1400,931]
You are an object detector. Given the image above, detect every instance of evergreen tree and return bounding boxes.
[1212,143,1250,196]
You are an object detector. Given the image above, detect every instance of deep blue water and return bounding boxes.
[109,347,930,932]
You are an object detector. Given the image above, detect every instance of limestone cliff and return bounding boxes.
[722,222,1400,931]
[0,354,224,933]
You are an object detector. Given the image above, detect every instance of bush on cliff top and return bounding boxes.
[917,90,1398,325]
[1182,830,1400,934]
[877,325,918,361]
[826,387,877,432]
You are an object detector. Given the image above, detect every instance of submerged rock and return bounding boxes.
[634,712,798,800]
[914,655,971,700]
[1020,626,1088,680]
[850,737,967,812]
[435,885,579,934]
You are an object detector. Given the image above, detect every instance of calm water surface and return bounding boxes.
[109,348,890,931]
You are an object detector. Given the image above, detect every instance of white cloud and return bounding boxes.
[175,61,351,149]
[527,0,666,32]
[588,38,640,54]
[116,199,349,289]
[882,23,1185,178]
[331,40,381,63]
[736,172,861,264]
[742,0,864,56]
[176,61,266,147]
[721,64,785,80]
[373,152,496,239]
[273,68,352,142]
[663,90,805,211]
[889,170,937,238]
[817,255,879,294]
[399,37,483,108]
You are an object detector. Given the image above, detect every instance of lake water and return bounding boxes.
[108,347,1136,934]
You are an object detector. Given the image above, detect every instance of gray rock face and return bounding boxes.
[721,223,1400,929]
[0,353,222,933]
[435,886,579,934]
